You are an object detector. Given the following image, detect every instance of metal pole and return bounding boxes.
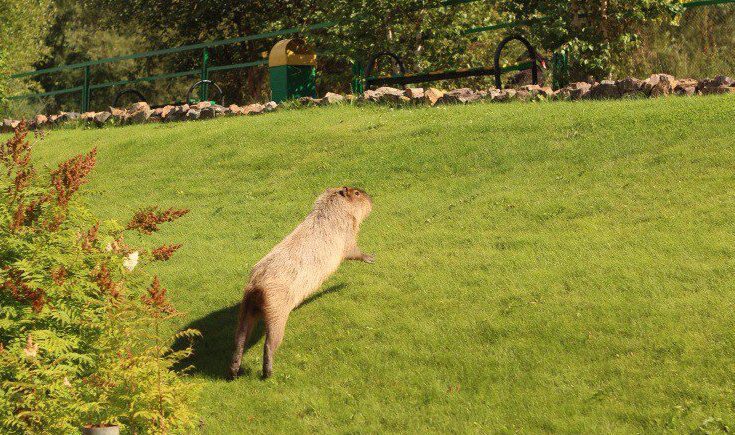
[351,61,364,95]
[200,47,210,102]
[82,65,91,112]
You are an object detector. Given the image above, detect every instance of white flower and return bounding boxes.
[123,251,139,272]
[23,335,38,358]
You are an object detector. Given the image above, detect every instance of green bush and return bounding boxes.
[0,123,200,434]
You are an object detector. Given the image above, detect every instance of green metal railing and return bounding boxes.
[6,20,336,111]
[5,0,734,112]
[4,0,487,112]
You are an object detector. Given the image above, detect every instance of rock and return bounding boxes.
[518,84,554,99]
[57,112,80,123]
[616,77,644,97]
[127,101,150,112]
[698,75,733,89]
[298,96,321,106]
[674,78,699,96]
[557,82,591,100]
[485,88,502,101]
[698,76,734,95]
[514,89,532,101]
[264,101,278,112]
[128,105,153,124]
[93,111,111,127]
[700,85,735,95]
[33,114,48,129]
[227,104,243,115]
[643,73,677,97]
[48,114,60,124]
[110,109,127,124]
[199,107,216,119]
[168,105,189,122]
[80,111,97,122]
[423,88,444,106]
[404,87,424,100]
[539,86,555,98]
[589,80,621,99]
[185,108,201,121]
[493,89,517,102]
[363,87,407,104]
[344,94,357,103]
[1,119,20,133]
[319,92,344,105]
[212,105,228,116]
[159,105,175,120]
[243,103,265,115]
[193,101,212,109]
[440,88,481,104]
[361,90,378,102]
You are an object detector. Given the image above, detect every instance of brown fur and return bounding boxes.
[228,186,374,379]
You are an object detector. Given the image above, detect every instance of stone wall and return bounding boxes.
[2,74,733,133]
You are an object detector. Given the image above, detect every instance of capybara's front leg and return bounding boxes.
[345,245,375,264]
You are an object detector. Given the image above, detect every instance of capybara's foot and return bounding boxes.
[226,367,241,381]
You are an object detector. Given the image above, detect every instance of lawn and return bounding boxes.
[27,95,735,433]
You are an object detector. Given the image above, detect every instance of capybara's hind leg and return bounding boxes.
[227,295,259,380]
[262,311,289,379]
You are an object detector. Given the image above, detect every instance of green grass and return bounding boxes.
[25,96,735,433]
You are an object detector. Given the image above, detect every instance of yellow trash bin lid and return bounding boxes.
[268,38,316,67]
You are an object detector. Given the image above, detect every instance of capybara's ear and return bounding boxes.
[339,187,355,199]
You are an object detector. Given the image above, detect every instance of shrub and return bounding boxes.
[0,122,199,433]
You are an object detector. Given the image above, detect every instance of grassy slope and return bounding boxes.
[28,96,735,433]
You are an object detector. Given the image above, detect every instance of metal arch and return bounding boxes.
[186,80,224,105]
[112,88,147,108]
[364,51,406,83]
[494,34,539,89]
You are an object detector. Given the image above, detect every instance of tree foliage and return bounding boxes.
[0,0,53,112]
[2,0,730,113]
[85,0,506,101]
[496,0,683,79]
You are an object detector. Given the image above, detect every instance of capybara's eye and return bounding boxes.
[355,191,360,196]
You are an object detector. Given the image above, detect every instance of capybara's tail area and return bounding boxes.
[227,286,263,380]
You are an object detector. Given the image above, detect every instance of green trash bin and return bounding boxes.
[269,38,317,103]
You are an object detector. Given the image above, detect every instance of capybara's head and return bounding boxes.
[338,186,372,221]
[316,186,372,222]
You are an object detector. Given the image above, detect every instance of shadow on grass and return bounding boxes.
[174,283,346,380]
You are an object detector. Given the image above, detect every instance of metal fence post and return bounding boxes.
[200,47,210,102]
[81,65,91,112]
[551,49,569,90]
[351,61,364,95]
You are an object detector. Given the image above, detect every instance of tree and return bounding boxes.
[87,0,505,99]
[496,0,683,80]
[0,0,53,113]
[34,0,167,112]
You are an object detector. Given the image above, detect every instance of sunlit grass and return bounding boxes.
[28,95,735,433]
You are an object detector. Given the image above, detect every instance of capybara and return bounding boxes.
[228,186,374,379]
